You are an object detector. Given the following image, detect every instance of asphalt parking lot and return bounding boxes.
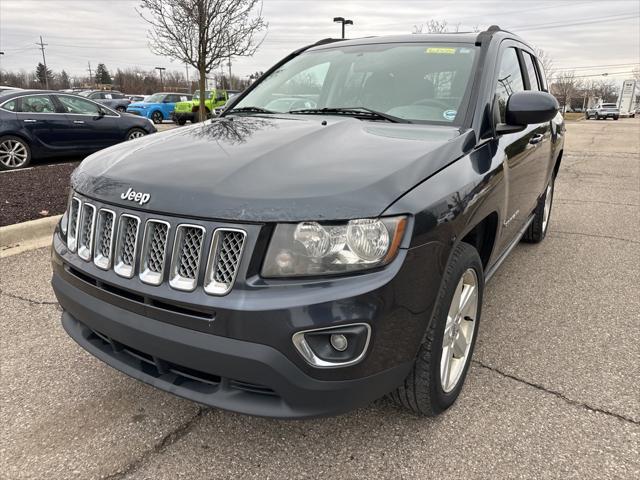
[1,118,638,479]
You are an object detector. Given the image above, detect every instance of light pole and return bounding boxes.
[155,67,166,90]
[333,17,353,39]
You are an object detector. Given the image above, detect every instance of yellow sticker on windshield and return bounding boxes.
[426,47,456,54]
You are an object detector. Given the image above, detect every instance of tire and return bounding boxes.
[151,111,163,124]
[614,116,619,120]
[116,106,126,113]
[0,135,32,171]
[126,128,147,140]
[176,117,187,126]
[522,176,554,243]
[390,242,483,416]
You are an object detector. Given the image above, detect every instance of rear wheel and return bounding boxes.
[0,136,31,170]
[523,176,554,243]
[176,117,187,126]
[151,111,163,124]
[390,242,483,416]
[126,128,147,140]
[116,106,126,113]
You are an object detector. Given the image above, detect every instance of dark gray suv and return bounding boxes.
[52,26,563,418]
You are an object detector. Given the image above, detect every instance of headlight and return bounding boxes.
[262,216,407,277]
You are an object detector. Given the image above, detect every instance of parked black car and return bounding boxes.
[52,27,563,418]
[0,90,156,170]
[79,90,131,112]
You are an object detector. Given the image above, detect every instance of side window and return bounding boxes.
[535,59,548,91]
[20,95,56,113]
[104,93,113,99]
[57,96,101,115]
[522,52,540,91]
[112,93,125,99]
[495,47,525,123]
[89,92,102,99]
[215,92,226,102]
[1,99,17,111]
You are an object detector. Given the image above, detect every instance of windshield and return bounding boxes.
[193,90,212,100]
[233,42,477,123]
[145,94,165,103]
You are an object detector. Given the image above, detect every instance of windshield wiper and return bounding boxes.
[287,107,410,123]
[227,106,276,114]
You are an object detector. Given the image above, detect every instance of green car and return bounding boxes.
[172,90,229,125]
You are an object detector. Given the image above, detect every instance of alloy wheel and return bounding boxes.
[128,130,146,140]
[441,268,479,393]
[542,182,553,233]
[0,139,28,169]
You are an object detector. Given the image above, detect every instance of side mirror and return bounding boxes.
[496,91,559,134]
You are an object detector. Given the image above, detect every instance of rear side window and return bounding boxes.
[495,48,525,123]
[20,95,56,113]
[1,99,17,111]
[522,52,540,91]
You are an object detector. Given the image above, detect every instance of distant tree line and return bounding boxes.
[1,62,263,94]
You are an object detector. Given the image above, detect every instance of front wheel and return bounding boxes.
[0,135,32,170]
[126,128,147,140]
[390,242,483,416]
[151,111,163,124]
[176,117,187,126]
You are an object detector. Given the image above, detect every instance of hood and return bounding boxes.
[72,115,474,222]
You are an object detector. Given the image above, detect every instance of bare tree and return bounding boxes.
[139,0,267,120]
[593,79,618,103]
[551,71,582,111]
[413,19,449,34]
[534,48,555,83]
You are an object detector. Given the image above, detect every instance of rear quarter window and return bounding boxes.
[1,99,17,111]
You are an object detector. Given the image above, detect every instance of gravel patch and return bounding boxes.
[0,162,78,226]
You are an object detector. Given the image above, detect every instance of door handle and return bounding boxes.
[73,120,85,124]
[529,133,544,145]
[23,119,37,123]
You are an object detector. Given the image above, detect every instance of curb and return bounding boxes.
[0,215,61,255]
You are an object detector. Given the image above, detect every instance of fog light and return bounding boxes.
[330,334,348,351]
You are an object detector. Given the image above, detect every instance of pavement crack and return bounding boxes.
[0,290,59,306]
[473,360,639,425]
[548,230,639,245]
[101,407,207,480]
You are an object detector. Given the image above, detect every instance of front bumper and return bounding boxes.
[171,111,196,122]
[51,217,445,418]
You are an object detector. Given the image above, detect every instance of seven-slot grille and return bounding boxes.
[65,197,245,295]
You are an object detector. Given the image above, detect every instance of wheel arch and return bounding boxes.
[460,211,499,269]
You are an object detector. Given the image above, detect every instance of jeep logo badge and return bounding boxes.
[120,187,150,206]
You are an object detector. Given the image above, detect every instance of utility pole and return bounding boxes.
[87,61,93,87]
[155,66,166,90]
[35,36,49,89]
[227,57,232,90]
[0,51,4,84]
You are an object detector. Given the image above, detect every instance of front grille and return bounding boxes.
[64,195,247,295]
[114,215,140,278]
[77,203,96,261]
[140,220,169,285]
[94,209,115,270]
[204,229,246,295]
[170,225,205,291]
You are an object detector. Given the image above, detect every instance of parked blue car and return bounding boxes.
[126,92,192,124]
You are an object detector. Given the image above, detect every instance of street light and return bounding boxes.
[333,17,353,39]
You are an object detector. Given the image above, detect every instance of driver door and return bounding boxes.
[55,94,123,149]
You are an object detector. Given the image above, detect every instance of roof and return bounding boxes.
[307,26,528,52]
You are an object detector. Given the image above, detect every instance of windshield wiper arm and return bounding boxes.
[227,106,276,114]
[287,107,410,123]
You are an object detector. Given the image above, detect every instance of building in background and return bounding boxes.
[617,79,637,117]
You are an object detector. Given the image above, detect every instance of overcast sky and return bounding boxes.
[1,0,638,83]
